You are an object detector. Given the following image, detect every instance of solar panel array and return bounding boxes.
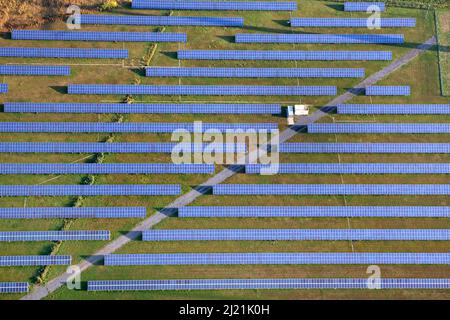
[235,34,404,44]
[0,185,181,196]
[145,67,365,78]
[366,86,411,96]
[0,142,247,153]
[67,85,337,96]
[290,18,415,28]
[80,15,244,27]
[344,2,386,11]
[0,65,70,76]
[0,122,278,133]
[278,143,450,153]
[131,0,298,11]
[11,30,187,43]
[178,50,393,61]
[4,102,281,115]
[337,104,450,114]
[0,207,146,219]
[0,255,71,266]
[87,278,450,291]
[0,47,128,59]
[0,163,215,174]
[0,231,110,242]
[245,163,450,174]
[213,184,450,195]
[104,253,450,265]
[308,124,450,134]
[0,84,8,93]
[0,282,29,293]
[142,229,450,241]
[178,206,450,218]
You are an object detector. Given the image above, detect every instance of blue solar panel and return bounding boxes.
[0,231,110,241]
[0,65,70,76]
[245,163,450,174]
[142,229,450,241]
[337,104,450,114]
[213,184,450,195]
[308,124,450,134]
[0,207,146,219]
[11,30,187,42]
[0,185,180,196]
[366,86,410,96]
[132,0,297,11]
[0,255,71,266]
[178,50,392,61]
[278,143,450,153]
[0,122,278,133]
[81,15,244,27]
[0,47,128,59]
[0,84,8,93]
[4,102,281,114]
[291,18,415,28]
[235,34,404,44]
[0,282,29,293]
[178,206,450,218]
[0,164,214,174]
[68,85,337,96]
[146,67,364,78]
[344,2,386,11]
[104,253,450,265]
[87,278,450,291]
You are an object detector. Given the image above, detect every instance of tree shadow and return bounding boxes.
[161,51,178,60]
[119,230,142,240]
[80,255,104,266]
[346,87,365,95]
[289,125,308,133]
[131,68,146,77]
[192,185,213,195]
[50,86,67,94]
[156,207,178,217]
[326,4,344,11]
[0,32,10,39]
[217,35,235,43]
[320,106,337,114]
[0,105,4,113]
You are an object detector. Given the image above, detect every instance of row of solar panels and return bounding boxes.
[213,185,450,195]
[277,143,450,153]
[0,282,29,293]
[0,231,110,241]
[365,86,410,96]
[0,122,277,132]
[0,47,128,59]
[142,229,450,241]
[235,34,404,44]
[131,0,298,11]
[87,278,450,291]
[145,67,365,78]
[0,65,70,76]
[344,2,386,11]
[0,84,7,93]
[337,104,450,114]
[177,50,393,61]
[0,163,214,174]
[308,123,450,133]
[0,255,71,266]
[290,18,415,28]
[0,207,146,219]
[4,103,281,114]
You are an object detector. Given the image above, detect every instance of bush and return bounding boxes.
[99,0,119,12]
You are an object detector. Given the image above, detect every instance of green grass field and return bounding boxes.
[436,9,450,96]
[0,0,450,300]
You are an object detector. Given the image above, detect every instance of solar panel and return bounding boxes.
[213,184,450,195]
[145,67,364,78]
[0,122,278,133]
[178,206,450,218]
[308,124,450,134]
[80,15,244,27]
[11,30,187,43]
[104,253,450,265]
[0,163,215,174]
[68,85,337,96]
[344,2,386,11]
[0,207,146,219]
[0,84,8,93]
[87,278,450,291]
[4,102,281,114]
[366,86,410,96]
[0,282,29,293]
[131,0,297,11]
[235,34,404,44]
[0,65,70,76]
[0,255,71,266]
[142,229,450,241]
[337,104,450,114]
[0,185,181,196]
[278,143,450,153]
[178,50,392,61]
[245,163,450,174]
[0,231,110,241]
[0,47,128,59]
[291,18,415,28]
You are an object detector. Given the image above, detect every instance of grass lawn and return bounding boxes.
[435,9,450,96]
